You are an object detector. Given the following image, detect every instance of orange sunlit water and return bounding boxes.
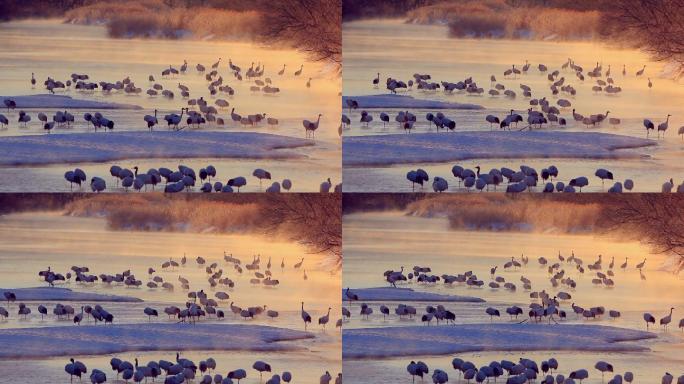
[342,210,684,383]
[0,210,341,383]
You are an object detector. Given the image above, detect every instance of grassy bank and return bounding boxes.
[64,1,262,40]
[407,1,602,40]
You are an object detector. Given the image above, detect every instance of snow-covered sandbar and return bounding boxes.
[1,94,142,110]
[343,323,656,359]
[0,131,313,166]
[343,287,485,303]
[0,323,314,359]
[0,287,143,303]
[342,95,484,110]
[343,131,656,167]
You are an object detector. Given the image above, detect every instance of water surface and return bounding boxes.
[342,19,684,192]
[342,211,684,383]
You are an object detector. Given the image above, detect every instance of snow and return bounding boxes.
[0,94,142,110]
[0,323,314,358]
[0,131,314,166]
[0,287,142,303]
[343,323,657,359]
[342,95,484,110]
[343,287,485,303]
[343,131,656,166]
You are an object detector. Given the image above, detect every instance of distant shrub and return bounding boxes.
[406,1,601,41]
[65,0,262,40]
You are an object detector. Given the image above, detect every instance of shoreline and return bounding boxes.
[343,323,657,359]
[343,131,655,167]
[342,94,484,110]
[0,94,142,110]
[0,323,314,359]
[0,287,143,302]
[0,131,314,166]
[342,287,485,303]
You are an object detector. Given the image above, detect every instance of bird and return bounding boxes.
[660,307,674,329]
[318,307,331,329]
[301,302,312,330]
[253,361,271,379]
[90,177,106,193]
[407,361,429,383]
[252,168,272,188]
[320,178,332,193]
[620,257,628,270]
[144,109,158,131]
[303,114,322,139]
[90,369,106,384]
[644,312,656,329]
[65,358,87,383]
[592,361,614,382]
[657,114,671,138]
[144,307,158,321]
[485,307,500,320]
[636,258,646,269]
[644,119,655,137]
[294,65,303,76]
[294,258,304,269]
[636,65,646,76]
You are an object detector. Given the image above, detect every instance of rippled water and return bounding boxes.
[0,211,341,383]
[0,19,341,192]
[342,19,684,192]
[342,211,684,383]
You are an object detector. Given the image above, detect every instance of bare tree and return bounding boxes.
[259,0,341,67]
[262,194,342,266]
[600,195,684,272]
[606,0,684,77]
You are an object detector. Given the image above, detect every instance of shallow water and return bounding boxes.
[342,211,684,382]
[0,212,341,382]
[0,151,340,193]
[0,19,341,191]
[342,19,684,192]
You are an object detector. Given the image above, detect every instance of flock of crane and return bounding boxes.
[64,353,341,384]
[405,164,684,193]
[343,251,683,383]
[2,252,341,382]
[404,357,684,384]
[2,252,340,329]
[344,252,681,328]
[63,164,340,193]
[2,58,324,138]
[345,58,684,139]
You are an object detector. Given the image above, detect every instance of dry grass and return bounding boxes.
[405,195,602,233]
[65,0,263,39]
[407,1,601,40]
[61,194,342,264]
[64,194,263,232]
